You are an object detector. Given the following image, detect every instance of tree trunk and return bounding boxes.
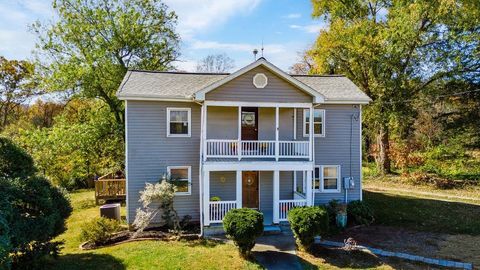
[376,126,391,174]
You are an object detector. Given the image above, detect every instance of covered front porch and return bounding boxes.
[201,163,314,226]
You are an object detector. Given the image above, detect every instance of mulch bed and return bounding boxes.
[80,229,201,250]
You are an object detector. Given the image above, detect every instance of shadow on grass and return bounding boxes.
[47,253,125,270]
[304,245,383,269]
[253,250,315,270]
[184,238,225,248]
[364,190,480,235]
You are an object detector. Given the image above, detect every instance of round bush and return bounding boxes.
[80,217,123,245]
[0,137,36,179]
[347,200,375,226]
[223,208,263,257]
[288,206,329,251]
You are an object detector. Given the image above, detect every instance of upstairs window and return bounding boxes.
[167,166,191,195]
[303,109,325,137]
[167,108,191,137]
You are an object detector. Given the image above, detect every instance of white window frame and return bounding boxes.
[167,108,191,137]
[303,109,325,137]
[314,165,341,193]
[167,166,192,195]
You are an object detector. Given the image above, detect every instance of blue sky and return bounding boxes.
[0,0,324,71]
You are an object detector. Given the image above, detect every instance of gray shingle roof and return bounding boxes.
[117,70,371,103]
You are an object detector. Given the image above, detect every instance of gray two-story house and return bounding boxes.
[117,58,371,233]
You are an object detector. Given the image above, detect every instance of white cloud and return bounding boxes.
[284,13,301,19]
[164,0,261,39]
[289,23,325,34]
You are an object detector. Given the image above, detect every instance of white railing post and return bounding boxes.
[306,169,313,206]
[275,106,279,161]
[203,169,210,226]
[236,170,242,208]
[203,105,208,162]
[309,106,314,161]
[273,170,280,224]
[238,106,242,161]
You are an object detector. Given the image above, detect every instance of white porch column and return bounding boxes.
[238,106,242,160]
[275,106,279,161]
[309,106,314,161]
[306,169,313,206]
[273,170,280,224]
[203,169,210,226]
[236,170,242,208]
[202,105,208,162]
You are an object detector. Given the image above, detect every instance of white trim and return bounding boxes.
[204,100,312,108]
[359,105,363,201]
[194,58,325,103]
[303,108,325,137]
[237,106,242,161]
[236,170,242,208]
[275,106,279,161]
[125,100,129,223]
[199,104,204,234]
[203,161,314,172]
[253,73,268,88]
[167,166,192,195]
[167,107,191,137]
[273,170,280,224]
[203,169,210,226]
[323,100,370,105]
[118,96,194,102]
[315,165,341,193]
[293,108,297,140]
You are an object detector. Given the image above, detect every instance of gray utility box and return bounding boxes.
[100,203,121,221]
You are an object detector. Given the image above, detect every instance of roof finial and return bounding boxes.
[253,48,258,61]
[261,39,264,57]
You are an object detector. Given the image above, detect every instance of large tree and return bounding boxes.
[196,53,235,73]
[309,0,480,173]
[33,0,180,127]
[0,57,36,129]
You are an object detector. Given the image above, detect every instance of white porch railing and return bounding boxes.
[205,140,309,159]
[209,201,237,223]
[278,199,307,221]
[279,141,309,158]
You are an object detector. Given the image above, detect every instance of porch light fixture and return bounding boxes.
[253,73,268,88]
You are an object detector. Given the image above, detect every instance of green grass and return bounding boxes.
[364,190,480,235]
[48,189,262,270]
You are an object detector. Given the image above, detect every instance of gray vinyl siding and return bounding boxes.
[259,171,273,213]
[296,104,362,204]
[126,101,201,224]
[210,171,236,201]
[206,66,313,103]
[280,171,294,200]
[207,107,238,139]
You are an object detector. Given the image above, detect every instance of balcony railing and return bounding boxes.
[205,140,310,160]
[278,199,307,221]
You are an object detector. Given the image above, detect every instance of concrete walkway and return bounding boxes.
[252,226,303,270]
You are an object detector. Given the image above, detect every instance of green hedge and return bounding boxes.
[80,217,122,245]
[223,208,263,257]
[288,206,329,251]
[347,200,375,226]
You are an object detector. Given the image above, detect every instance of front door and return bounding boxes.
[241,107,258,140]
[242,171,259,209]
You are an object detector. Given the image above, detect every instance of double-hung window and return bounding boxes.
[314,165,341,193]
[303,109,325,137]
[167,166,191,195]
[167,108,191,137]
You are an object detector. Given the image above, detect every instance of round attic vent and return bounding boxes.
[253,73,268,88]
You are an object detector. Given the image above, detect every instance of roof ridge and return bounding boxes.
[291,74,345,77]
[128,69,230,75]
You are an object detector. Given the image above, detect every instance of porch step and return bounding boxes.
[204,224,282,237]
[263,225,282,235]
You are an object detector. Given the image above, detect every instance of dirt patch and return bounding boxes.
[80,230,200,250]
[326,225,478,267]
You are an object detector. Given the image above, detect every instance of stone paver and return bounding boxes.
[252,226,302,270]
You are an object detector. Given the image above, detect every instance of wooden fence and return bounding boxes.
[94,178,126,204]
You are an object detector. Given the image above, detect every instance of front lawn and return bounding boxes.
[49,190,262,270]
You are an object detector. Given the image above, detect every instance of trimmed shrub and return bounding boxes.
[80,217,122,245]
[288,206,329,251]
[0,137,36,178]
[347,200,375,226]
[223,208,263,257]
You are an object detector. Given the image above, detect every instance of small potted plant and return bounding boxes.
[335,203,348,229]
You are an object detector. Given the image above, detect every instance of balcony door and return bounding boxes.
[241,107,258,140]
[242,171,259,209]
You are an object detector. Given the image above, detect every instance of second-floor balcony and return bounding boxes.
[201,101,316,162]
[205,139,310,160]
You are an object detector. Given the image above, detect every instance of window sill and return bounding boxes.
[314,190,341,193]
[175,192,191,196]
[167,134,191,138]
